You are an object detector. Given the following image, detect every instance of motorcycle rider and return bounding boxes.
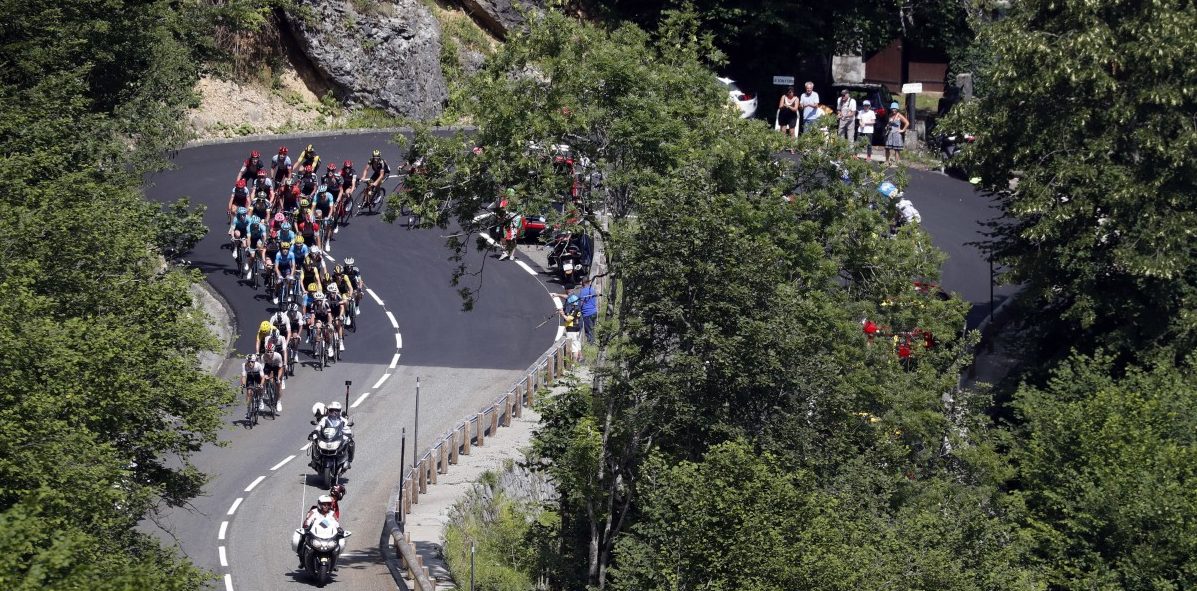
[296,493,349,569]
[309,401,354,471]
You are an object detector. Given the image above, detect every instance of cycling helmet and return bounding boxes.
[279,146,289,155]
[343,257,355,266]
[300,198,311,208]
[256,190,268,200]
[328,401,343,412]
[291,186,301,196]
[371,149,381,158]
[343,160,352,168]
[270,229,279,239]
[326,163,337,172]
[327,284,339,295]
[310,246,322,256]
[281,222,292,231]
[236,206,248,216]
[256,168,267,177]
[274,212,285,222]
[288,302,300,312]
[295,235,304,244]
[281,241,292,249]
[314,291,326,301]
[270,327,280,337]
[306,144,314,152]
[333,265,344,274]
[250,150,261,159]
[259,320,272,332]
[246,353,259,362]
[236,179,247,189]
[307,283,319,292]
[265,341,275,352]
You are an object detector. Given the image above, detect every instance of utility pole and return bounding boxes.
[413,377,420,471]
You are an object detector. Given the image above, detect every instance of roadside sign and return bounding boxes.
[773,75,795,86]
[901,82,923,94]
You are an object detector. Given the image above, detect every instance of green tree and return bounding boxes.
[947,0,1197,365]
[1010,354,1197,590]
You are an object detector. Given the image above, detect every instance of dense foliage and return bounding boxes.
[399,10,1022,590]
[0,0,230,588]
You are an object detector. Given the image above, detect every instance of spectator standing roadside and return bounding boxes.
[836,89,857,142]
[857,100,876,160]
[577,276,599,343]
[884,101,910,165]
[777,86,799,152]
[799,81,820,135]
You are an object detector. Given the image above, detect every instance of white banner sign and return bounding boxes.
[773,75,795,86]
[901,82,924,94]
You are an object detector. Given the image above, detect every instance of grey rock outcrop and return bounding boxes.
[456,0,543,40]
[282,0,447,120]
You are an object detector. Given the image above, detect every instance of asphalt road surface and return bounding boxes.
[144,131,1003,591]
[145,131,557,591]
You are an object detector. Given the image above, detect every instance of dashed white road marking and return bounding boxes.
[557,326,565,341]
[300,442,312,451]
[219,546,228,567]
[366,288,384,306]
[516,260,537,276]
[390,352,400,369]
[372,373,390,389]
[227,498,243,516]
[351,392,370,408]
[244,475,266,492]
[395,332,403,349]
[386,311,399,329]
[323,252,335,262]
[479,232,497,246]
[270,455,296,471]
[218,521,228,540]
[552,295,564,310]
[224,573,234,591]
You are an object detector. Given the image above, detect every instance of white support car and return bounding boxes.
[718,76,758,119]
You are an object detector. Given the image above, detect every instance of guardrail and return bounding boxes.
[386,335,576,590]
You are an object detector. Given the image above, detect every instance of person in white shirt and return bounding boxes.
[857,100,877,159]
[836,89,858,142]
[799,81,820,135]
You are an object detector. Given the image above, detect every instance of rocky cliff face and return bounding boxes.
[281,0,447,120]
[457,0,543,39]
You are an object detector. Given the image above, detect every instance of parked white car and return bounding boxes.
[718,76,757,119]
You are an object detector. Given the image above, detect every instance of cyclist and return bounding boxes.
[296,206,321,249]
[363,149,390,206]
[254,320,274,355]
[278,221,297,245]
[272,145,292,184]
[326,283,347,351]
[236,150,265,185]
[240,354,265,419]
[274,241,298,305]
[307,290,333,349]
[300,246,325,293]
[265,326,289,379]
[296,143,320,172]
[245,211,268,279]
[251,189,271,220]
[253,168,274,201]
[339,160,358,202]
[321,163,342,200]
[228,206,252,264]
[343,257,365,310]
[281,184,302,214]
[261,341,285,414]
[228,178,250,219]
[285,301,304,352]
[331,264,355,307]
[297,164,320,200]
[314,184,336,224]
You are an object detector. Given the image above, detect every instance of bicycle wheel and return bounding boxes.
[249,389,260,427]
[265,381,277,419]
[245,390,255,426]
[314,341,325,369]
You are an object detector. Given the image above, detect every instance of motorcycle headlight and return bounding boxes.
[322,427,338,439]
[310,537,338,552]
[317,439,341,450]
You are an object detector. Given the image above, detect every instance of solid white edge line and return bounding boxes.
[351,392,370,408]
[270,455,296,471]
[227,498,243,516]
[395,332,403,349]
[390,352,400,369]
[372,373,390,389]
[323,252,335,261]
[386,311,399,329]
[219,546,228,567]
[300,442,312,451]
[516,260,537,276]
[224,573,234,591]
[366,288,384,306]
[244,475,266,492]
[218,521,228,540]
[479,232,497,246]
[556,326,565,341]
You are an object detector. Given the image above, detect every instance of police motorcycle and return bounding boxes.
[291,491,351,587]
[308,402,354,488]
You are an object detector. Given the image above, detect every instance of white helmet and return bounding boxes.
[311,402,327,417]
[310,246,322,256]
[327,284,339,295]
[317,494,334,505]
[327,401,343,412]
[314,291,326,301]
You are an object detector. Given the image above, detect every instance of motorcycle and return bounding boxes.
[291,514,350,587]
[309,411,351,487]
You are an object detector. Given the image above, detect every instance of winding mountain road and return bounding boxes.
[146,131,557,591]
[145,129,1005,591]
